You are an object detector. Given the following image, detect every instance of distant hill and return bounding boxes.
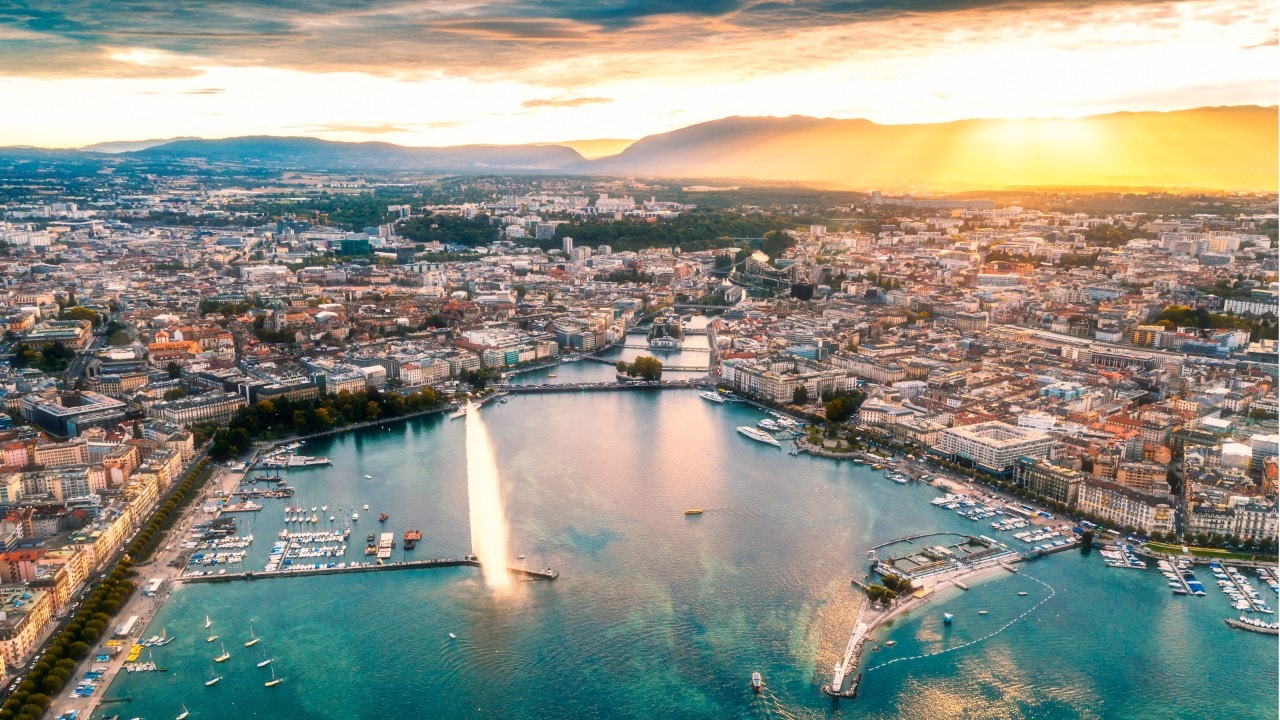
[82,137,199,153]
[589,107,1279,191]
[130,136,586,172]
[544,138,634,160]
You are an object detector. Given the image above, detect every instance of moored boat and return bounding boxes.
[699,390,726,404]
[736,426,781,447]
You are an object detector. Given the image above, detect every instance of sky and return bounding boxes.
[0,0,1276,149]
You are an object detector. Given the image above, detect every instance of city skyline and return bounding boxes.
[1,0,1276,148]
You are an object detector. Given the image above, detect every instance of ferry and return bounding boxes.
[737,426,781,447]
[449,405,469,420]
[699,390,726,404]
[684,509,703,515]
[751,672,763,693]
[648,335,683,350]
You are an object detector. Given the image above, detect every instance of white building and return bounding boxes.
[937,421,1052,474]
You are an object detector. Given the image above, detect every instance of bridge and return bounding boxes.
[619,343,709,351]
[499,379,704,393]
[579,356,708,372]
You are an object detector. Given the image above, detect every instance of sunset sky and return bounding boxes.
[1,0,1276,148]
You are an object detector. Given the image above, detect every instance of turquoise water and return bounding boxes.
[101,391,1277,719]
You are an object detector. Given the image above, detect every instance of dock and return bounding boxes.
[1225,617,1279,635]
[177,558,559,583]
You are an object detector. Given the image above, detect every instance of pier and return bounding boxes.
[824,620,868,697]
[1225,617,1279,635]
[177,557,559,584]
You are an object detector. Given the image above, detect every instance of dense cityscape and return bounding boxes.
[0,160,1274,717]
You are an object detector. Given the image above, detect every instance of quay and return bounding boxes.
[177,557,559,583]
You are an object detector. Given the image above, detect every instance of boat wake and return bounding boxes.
[863,574,1057,674]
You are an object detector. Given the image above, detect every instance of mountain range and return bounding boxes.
[4,106,1274,190]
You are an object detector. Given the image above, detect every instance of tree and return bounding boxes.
[59,306,99,325]
[824,397,856,423]
[162,388,188,401]
[792,385,810,405]
[165,361,182,380]
[619,355,663,381]
[108,330,131,346]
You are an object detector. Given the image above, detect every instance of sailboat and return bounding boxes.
[204,615,212,629]
[245,624,261,647]
[176,703,191,720]
[214,641,230,662]
[257,647,273,668]
[265,665,284,687]
[205,665,222,687]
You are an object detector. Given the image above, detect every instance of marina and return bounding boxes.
[76,391,1276,720]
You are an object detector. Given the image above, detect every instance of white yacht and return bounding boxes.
[699,391,726,404]
[737,426,781,447]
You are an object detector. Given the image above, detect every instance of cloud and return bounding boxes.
[0,0,1270,91]
[522,96,613,109]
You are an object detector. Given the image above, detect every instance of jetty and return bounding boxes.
[178,557,559,584]
[824,621,869,697]
[1225,617,1279,635]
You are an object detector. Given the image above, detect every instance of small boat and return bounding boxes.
[449,633,457,640]
[265,666,283,687]
[884,640,897,647]
[1018,591,1028,597]
[517,554,526,559]
[205,670,221,687]
[684,509,703,515]
[214,641,230,663]
[204,615,212,629]
[352,512,359,521]
[206,635,218,643]
[751,671,763,693]
[363,503,370,511]
[379,513,389,522]
[257,648,272,668]
[943,613,954,625]
[978,610,989,615]
[176,704,190,720]
[548,374,557,378]
[364,475,373,479]
[245,624,260,647]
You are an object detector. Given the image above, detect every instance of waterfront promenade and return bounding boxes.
[47,463,245,720]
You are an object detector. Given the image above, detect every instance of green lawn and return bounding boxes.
[1146,541,1276,562]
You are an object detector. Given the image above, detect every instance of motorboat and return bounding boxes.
[751,672,763,693]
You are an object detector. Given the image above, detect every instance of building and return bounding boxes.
[937,421,1053,474]
[1076,478,1175,535]
[1185,497,1278,543]
[0,585,52,668]
[30,438,91,468]
[1012,457,1082,506]
[1114,462,1171,495]
[148,392,246,427]
[19,391,128,438]
[722,356,849,404]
